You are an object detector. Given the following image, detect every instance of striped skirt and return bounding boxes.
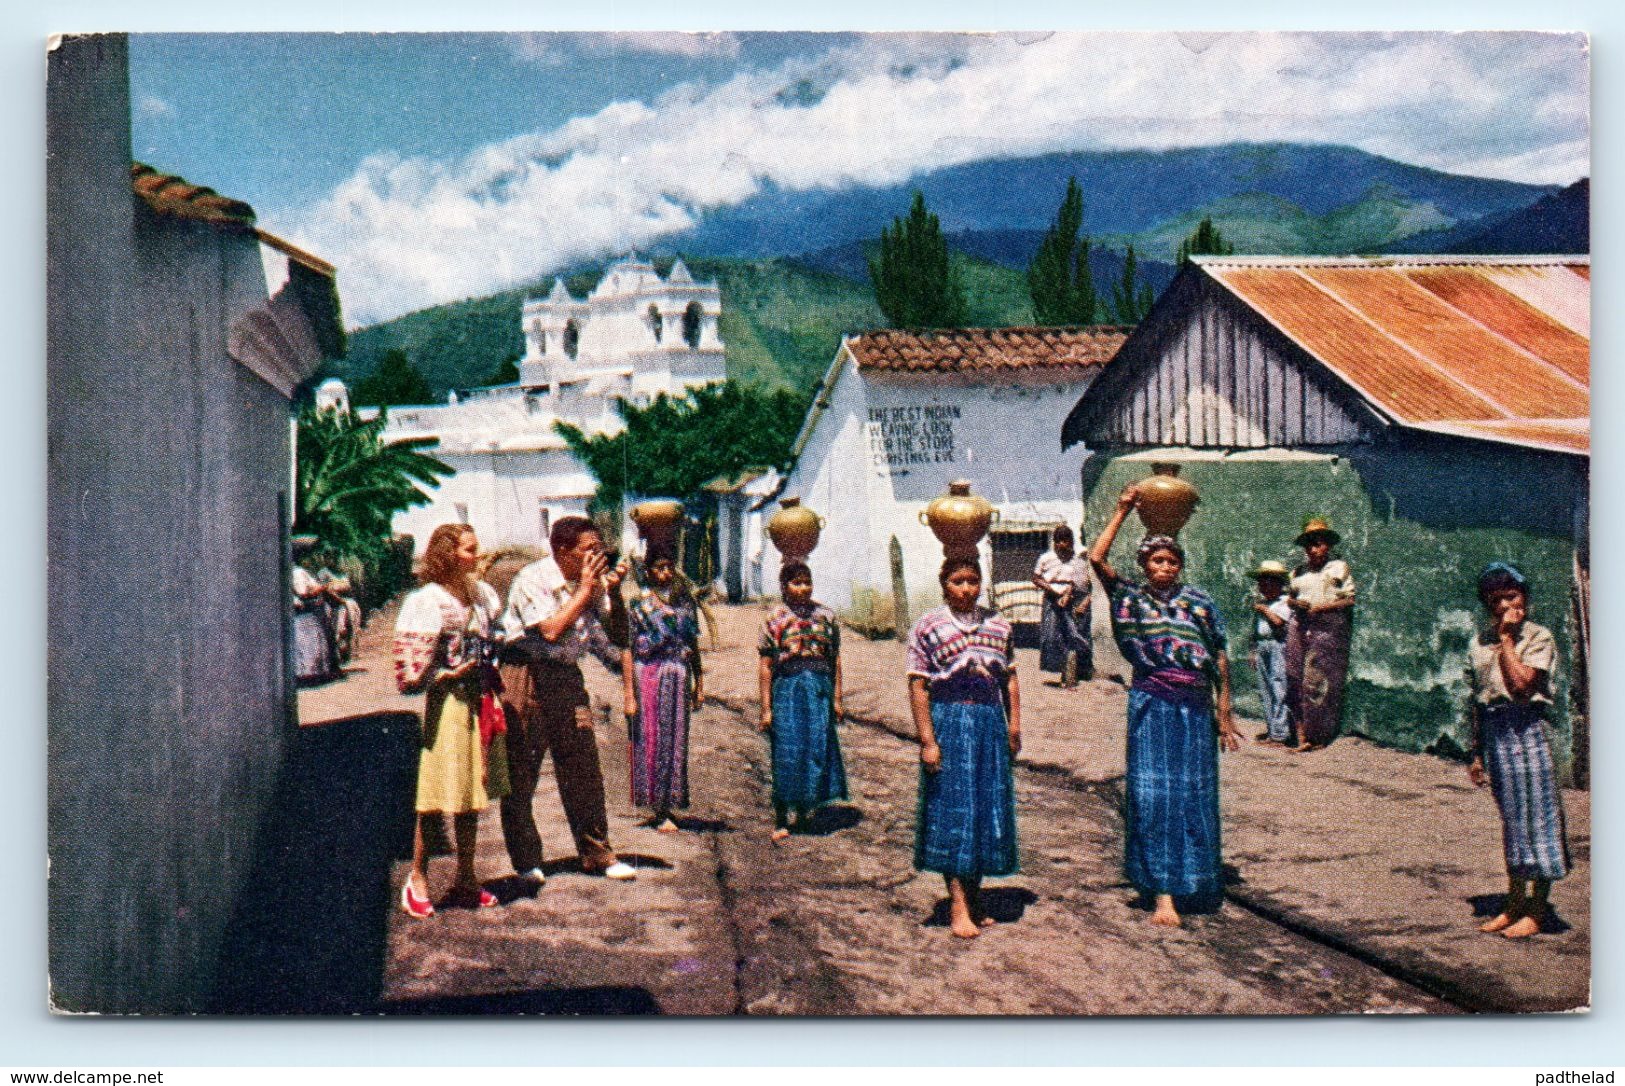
[1124,689,1222,897]
[1480,702,1569,881]
[915,698,1019,878]
[630,657,690,812]
[769,666,848,808]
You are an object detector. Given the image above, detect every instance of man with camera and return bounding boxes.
[497,516,639,883]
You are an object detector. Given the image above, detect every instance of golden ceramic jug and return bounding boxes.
[1136,463,1199,537]
[767,496,823,560]
[920,480,999,559]
[629,499,684,548]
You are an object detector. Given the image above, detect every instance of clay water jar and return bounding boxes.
[630,499,684,548]
[767,496,823,560]
[921,480,999,559]
[1136,463,1199,537]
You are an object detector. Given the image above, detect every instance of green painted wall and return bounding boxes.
[1082,444,1585,777]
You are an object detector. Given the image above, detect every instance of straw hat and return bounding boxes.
[1294,517,1341,548]
[1251,560,1290,581]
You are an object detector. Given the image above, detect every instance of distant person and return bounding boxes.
[497,517,638,883]
[1284,517,1355,753]
[622,545,703,834]
[1248,561,1294,746]
[757,562,847,840]
[291,535,341,686]
[393,524,510,918]
[1032,524,1094,687]
[1467,562,1568,940]
[1089,484,1240,929]
[906,557,1020,939]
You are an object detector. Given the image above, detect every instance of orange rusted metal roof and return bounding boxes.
[1196,255,1589,454]
[847,326,1129,373]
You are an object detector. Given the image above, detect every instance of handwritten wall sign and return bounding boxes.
[868,404,959,469]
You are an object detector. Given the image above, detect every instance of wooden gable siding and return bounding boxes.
[1091,279,1370,448]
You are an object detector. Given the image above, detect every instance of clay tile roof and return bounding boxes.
[131,162,256,230]
[848,326,1130,374]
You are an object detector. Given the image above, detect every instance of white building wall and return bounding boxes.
[393,447,594,553]
[781,360,1099,628]
[774,358,876,614]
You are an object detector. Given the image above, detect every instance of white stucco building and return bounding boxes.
[774,327,1127,634]
[375,257,726,552]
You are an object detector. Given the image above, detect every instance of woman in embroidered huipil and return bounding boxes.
[1089,484,1240,929]
[393,524,510,918]
[757,561,847,839]
[907,556,1021,940]
[621,546,703,834]
[1467,562,1568,940]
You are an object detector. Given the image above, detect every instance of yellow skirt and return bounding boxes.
[416,684,511,814]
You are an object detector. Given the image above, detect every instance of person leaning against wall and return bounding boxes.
[496,516,639,884]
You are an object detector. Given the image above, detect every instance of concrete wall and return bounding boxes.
[1081,442,1585,777]
[782,363,1096,632]
[48,35,304,1011]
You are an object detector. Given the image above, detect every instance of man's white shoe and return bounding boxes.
[601,861,638,881]
[520,867,546,885]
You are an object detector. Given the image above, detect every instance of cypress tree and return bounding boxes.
[868,192,966,328]
[1027,177,1096,325]
[1176,215,1234,264]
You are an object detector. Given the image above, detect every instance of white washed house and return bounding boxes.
[375,257,726,552]
[775,327,1126,633]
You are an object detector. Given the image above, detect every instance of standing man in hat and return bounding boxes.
[1248,560,1294,746]
[1284,517,1356,752]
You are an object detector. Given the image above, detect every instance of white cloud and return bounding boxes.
[510,31,742,66]
[292,31,1588,326]
[136,93,174,119]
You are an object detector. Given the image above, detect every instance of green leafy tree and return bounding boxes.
[294,403,453,574]
[556,382,810,514]
[1027,177,1098,325]
[352,348,434,407]
[1111,244,1156,324]
[868,192,966,328]
[1176,215,1235,264]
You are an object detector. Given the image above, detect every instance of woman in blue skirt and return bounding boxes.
[1088,483,1241,928]
[758,562,848,840]
[907,556,1021,940]
[1468,562,1568,940]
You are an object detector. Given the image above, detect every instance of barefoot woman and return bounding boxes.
[1467,562,1568,939]
[1088,484,1240,927]
[907,557,1021,939]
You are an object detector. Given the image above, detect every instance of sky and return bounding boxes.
[130,31,1590,328]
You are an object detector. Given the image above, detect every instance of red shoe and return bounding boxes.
[443,884,500,909]
[477,888,498,908]
[401,881,434,919]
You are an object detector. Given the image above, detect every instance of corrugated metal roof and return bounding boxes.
[847,326,1129,373]
[1195,255,1589,454]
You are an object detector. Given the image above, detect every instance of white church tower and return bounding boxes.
[372,255,729,553]
[519,255,725,403]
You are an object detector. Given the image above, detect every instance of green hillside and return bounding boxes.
[336,253,1034,397]
[1104,187,1457,261]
